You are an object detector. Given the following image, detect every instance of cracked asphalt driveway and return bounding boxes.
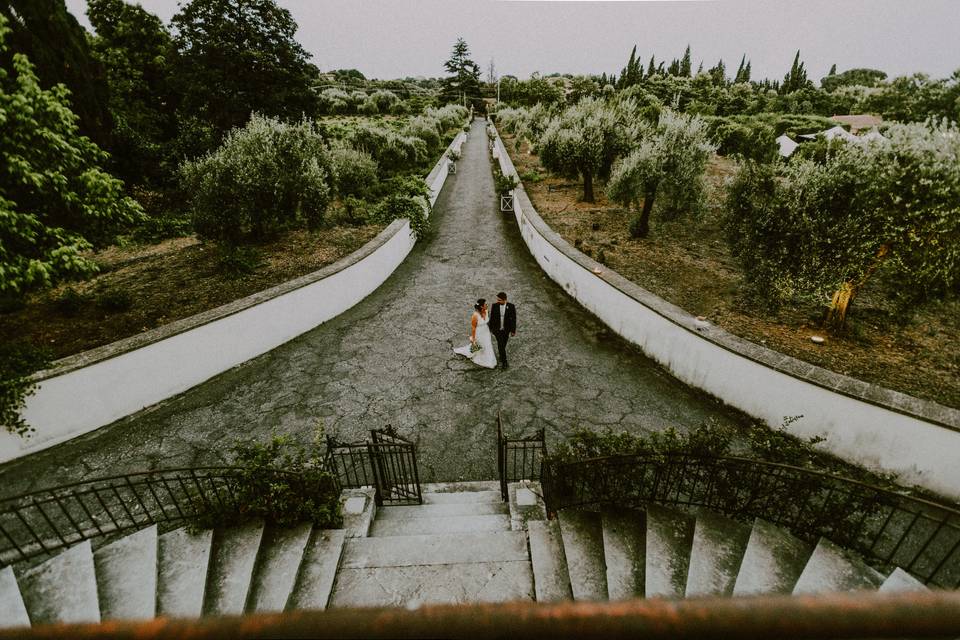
[0,118,748,495]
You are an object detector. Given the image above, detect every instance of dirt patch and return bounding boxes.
[0,225,384,361]
[504,134,960,409]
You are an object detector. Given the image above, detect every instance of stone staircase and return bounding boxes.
[0,481,933,629]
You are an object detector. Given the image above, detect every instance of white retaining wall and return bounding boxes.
[0,129,468,463]
[492,127,960,501]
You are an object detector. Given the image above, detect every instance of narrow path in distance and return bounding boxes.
[0,119,748,495]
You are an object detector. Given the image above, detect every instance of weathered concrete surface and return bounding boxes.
[0,118,745,495]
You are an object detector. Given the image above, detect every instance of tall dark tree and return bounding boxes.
[86,0,178,184]
[679,45,692,77]
[708,59,726,85]
[440,37,482,109]
[646,55,657,78]
[618,45,643,89]
[734,55,751,84]
[782,50,813,94]
[171,0,318,143]
[0,0,113,149]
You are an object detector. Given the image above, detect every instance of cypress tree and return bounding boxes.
[646,55,656,77]
[679,44,692,77]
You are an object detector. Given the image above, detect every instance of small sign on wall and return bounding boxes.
[448,160,456,174]
[500,193,514,213]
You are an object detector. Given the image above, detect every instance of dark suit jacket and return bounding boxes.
[489,302,516,333]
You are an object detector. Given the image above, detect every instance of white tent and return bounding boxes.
[820,126,859,143]
[776,134,799,158]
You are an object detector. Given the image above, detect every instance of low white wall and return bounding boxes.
[492,128,960,501]
[0,129,468,464]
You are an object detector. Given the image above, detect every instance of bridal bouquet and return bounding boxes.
[469,342,482,354]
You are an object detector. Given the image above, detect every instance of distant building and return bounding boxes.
[831,114,883,134]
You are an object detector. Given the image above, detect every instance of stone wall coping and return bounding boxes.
[496,131,960,433]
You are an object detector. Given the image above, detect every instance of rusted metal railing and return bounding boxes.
[496,411,546,501]
[0,466,317,567]
[541,453,960,588]
[2,591,959,639]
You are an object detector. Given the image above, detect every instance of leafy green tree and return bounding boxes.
[0,14,142,296]
[86,0,178,184]
[820,67,887,92]
[171,0,318,141]
[440,37,482,109]
[0,0,113,149]
[538,98,629,202]
[182,114,331,245]
[724,120,960,329]
[607,110,715,238]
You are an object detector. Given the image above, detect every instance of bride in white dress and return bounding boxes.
[453,299,497,369]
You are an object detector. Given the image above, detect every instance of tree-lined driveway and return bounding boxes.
[0,118,746,495]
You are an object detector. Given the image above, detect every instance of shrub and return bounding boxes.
[369,89,399,112]
[54,287,90,316]
[329,146,378,198]
[406,115,442,153]
[190,430,341,531]
[348,124,421,173]
[182,114,332,245]
[217,245,262,277]
[369,175,432,239]
[357,99,379,116]
[95,287,134,312]
[494,171,519,196]
[710,118,778,162]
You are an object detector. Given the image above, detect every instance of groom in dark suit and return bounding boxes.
[488,291,517,369]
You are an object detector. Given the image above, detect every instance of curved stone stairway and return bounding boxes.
[0,482,932,629]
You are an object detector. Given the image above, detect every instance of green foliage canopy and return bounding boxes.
[171,0,318,139]
[607,110,715,237]
[182,114,332,245]
[724,120,960,321]
[0,15,142,296]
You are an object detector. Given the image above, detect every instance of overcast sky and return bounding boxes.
[64,0,960,82]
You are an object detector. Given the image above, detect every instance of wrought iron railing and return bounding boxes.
[0,466,312,567]
[541,453,960,588]
[496,412,546,501]
[325,426,421,506]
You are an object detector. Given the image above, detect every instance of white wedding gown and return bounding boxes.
[453,312,497,369]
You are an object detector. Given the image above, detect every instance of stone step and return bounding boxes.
[733,519,813,596]
[420,481,500,494]
[288,529,347,611]
[644,505,695,599]
[685,511,751,598]
[342,531,527,569]
[528,520,573,603]
[792,538,884,595]
[247,523,313,613]
[879,567,929,592]
[93,525,158,621]
[0,566,30,628]
[203,520,265,616]
[377,503,508,520]
[18,539,100,625]
[329,561,534,609]
[600,507,646,600]
[370,514,510,537]
[157,527,213,618]
[341,488,376,539]
[557,510,607,601]
[422,491,502,505]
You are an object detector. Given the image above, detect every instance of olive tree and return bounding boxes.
[606,110,715,237]
[538,98,629,202]
[724,119,960,330]
[182,114,332,244]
